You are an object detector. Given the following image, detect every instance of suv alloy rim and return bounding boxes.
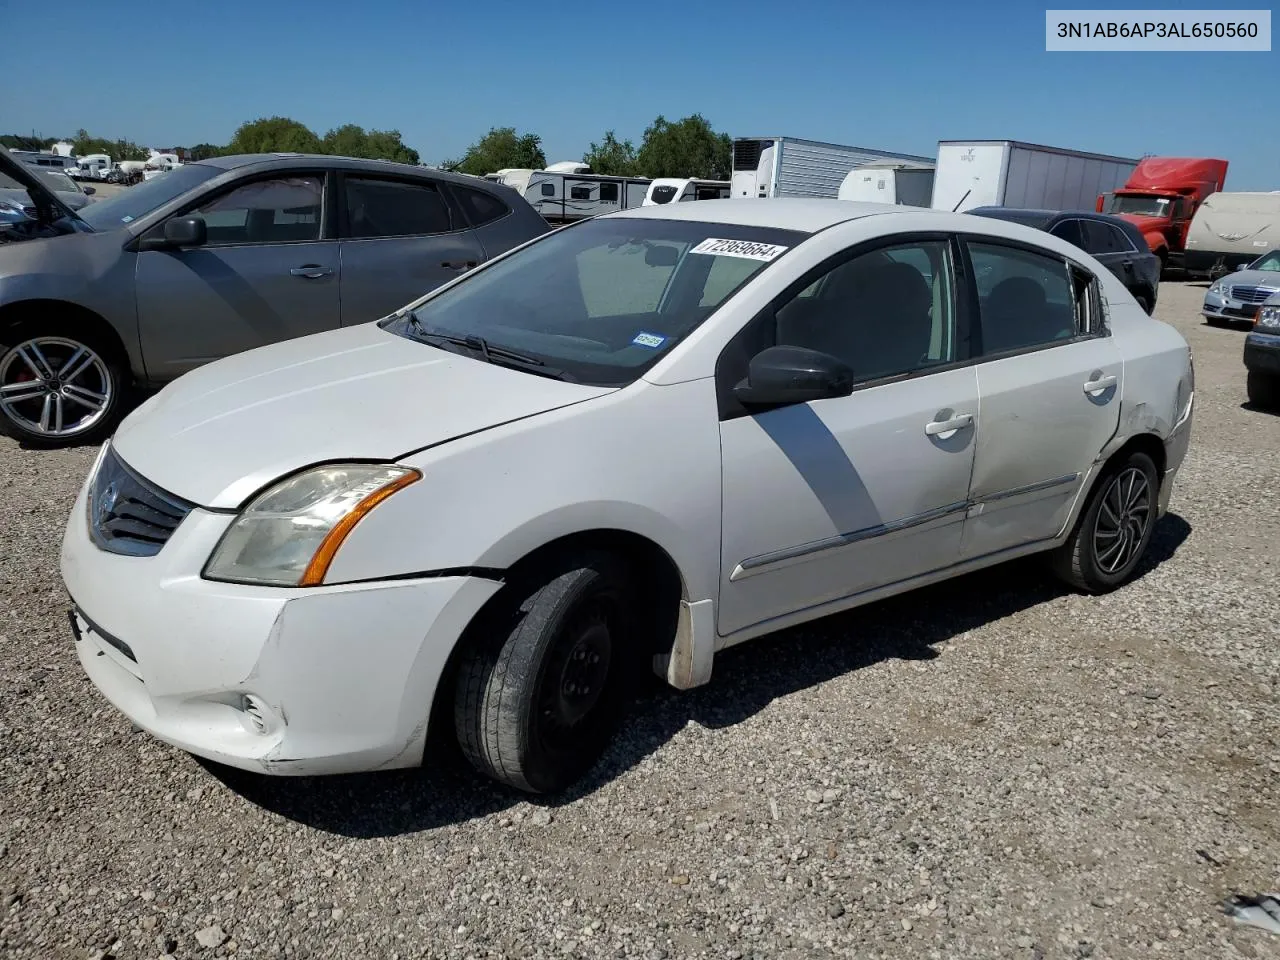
[0,336,113,438]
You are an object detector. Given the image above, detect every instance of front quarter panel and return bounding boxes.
[321,378,724,603]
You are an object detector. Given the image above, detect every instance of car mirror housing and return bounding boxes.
[163,216,208,248]
[733,345,855,409]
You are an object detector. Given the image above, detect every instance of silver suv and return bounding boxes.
[0,146,550,447]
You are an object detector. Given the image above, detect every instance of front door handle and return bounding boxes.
[925,413,974,437]
[441,260,477,272]
[1083,374,1118,395]
[290,265,333,279]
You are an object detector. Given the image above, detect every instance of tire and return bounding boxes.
[1135,294,1151,315]
[1050,451,1160,594]
[0,322,128,447]
[454,552,638,794]
[1247,371,1280,410]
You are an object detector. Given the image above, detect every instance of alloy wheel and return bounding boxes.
[0,337,114,440]
[1092,466,1152,575]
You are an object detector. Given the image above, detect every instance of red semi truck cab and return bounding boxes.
[1096,157,1228,271]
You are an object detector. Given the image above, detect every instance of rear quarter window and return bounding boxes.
[454,185,511,227]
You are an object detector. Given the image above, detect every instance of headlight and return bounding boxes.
[1208,279,1226,295]
[204,463,420,586]
[1258,305,1280,330]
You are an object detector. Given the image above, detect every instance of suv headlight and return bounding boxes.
[1258,305,1280,330]
[204,463,420,586]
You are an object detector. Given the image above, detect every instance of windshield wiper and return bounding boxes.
[404,315,575,381]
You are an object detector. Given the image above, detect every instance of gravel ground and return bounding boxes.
[1,281,1278,960]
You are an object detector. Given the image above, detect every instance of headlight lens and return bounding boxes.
[204,464,420,586]
[1209,279,1226,295]
[1258,305,1280,330]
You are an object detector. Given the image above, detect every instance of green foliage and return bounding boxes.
[71,129,148,161]
[634,114,732,180]
[0,135,57,152]
[321,124,420,164]
[224,117,323,155]
[443,127,546,176]
[583,131,640,177]
[186,143,224,161]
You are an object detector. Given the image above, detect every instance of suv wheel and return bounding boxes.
[0,328,127,447]
[1247,371,1280,410]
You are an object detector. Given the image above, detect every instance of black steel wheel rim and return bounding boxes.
[534,593,618,754]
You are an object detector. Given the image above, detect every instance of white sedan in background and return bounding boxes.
[60,199,1195,794]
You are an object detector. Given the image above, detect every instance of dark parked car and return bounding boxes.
[969,207,1161,315]
[0,146,549,446]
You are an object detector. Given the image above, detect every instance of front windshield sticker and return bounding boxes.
[689,237,789,262]
[121,216,134,223]
[632,331,667,349]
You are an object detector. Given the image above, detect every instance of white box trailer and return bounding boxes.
[1184,191,1280,277]
[931,140,1139,213]
[838,162,936,207]
[731,136,935,200]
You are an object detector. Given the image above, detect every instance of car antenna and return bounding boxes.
[952,190,971,213]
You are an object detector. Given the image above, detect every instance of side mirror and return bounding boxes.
[733,345,854,408]
[81,186,96,196]
[644,244,680,267]
[163,216,207,248]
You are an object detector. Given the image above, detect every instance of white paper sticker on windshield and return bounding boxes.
[689,238,788,262]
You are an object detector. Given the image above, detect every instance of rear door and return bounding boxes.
[134,171,340,379]
[337,173,486,325]
[959,236,1122,560]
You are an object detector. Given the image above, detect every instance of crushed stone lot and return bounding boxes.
[1,281,1278,960]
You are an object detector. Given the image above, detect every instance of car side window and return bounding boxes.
[968,242,1082,355]
[344,177,452,239]
[453,186,510,227]
[1081,220,1128,255]
[193,176,323,246]
[1049,219,1085,249]
[773,240,956,383]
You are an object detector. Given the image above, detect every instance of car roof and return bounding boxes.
[193,153,503,191]
[611,198,908,233]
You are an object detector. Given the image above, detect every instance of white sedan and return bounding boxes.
[59,200,1195,794]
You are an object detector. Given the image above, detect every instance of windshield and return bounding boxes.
[386,217,807,386]
[1106,195,1172,218]
[42,171,80,194]
[1246,250,1280,272]
[78,162,221,229]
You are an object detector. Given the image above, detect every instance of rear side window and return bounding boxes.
[453,185,509,227]
[968,242,1080,355]
[1081,220,1130,255]
[1049,219,1085,249]
[344,177,452,238]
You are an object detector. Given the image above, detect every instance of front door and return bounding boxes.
[960,236,1123,559]
[717,237,979,637]
[134,172,341,380]
[337,174,488,325]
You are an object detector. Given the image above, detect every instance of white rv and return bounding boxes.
[1184,191,1280,277]
[837,163,935,207]
[490,166,651,223]
[8,150,76,172]
[642,178,730,206]
[931,140,1138,213]
[730,136,935,200]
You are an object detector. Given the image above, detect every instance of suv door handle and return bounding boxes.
[441,260,477,271]
[924,413,973,437]
[290,265,333,279]
[1083,374,1117,395]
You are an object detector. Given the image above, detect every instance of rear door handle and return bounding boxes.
[925,413,973,437]
[441,260,477,272]
[1083,374,1118,395]
[290,265,333,279]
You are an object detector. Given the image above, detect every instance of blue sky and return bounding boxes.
[4,0,1276,188]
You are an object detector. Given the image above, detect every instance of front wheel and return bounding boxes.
[0,328,127,447]
[1050,451,1160,594]
[1247,371,1280,409]
[454,553,637,794]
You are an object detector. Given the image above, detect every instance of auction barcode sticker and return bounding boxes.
[690,238,789,261]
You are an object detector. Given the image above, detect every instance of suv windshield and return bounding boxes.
[77,163,221,229]
[385,217,806,386]
[1106,195,1172,218]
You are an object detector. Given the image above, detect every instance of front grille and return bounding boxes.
[88,446,194,557]
[732,139,763,172]
[1230,285,1279,305]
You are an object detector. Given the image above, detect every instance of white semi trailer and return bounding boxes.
[730,136,935,200]
[931,140,1139,213]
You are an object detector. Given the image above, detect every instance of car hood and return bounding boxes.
[0,144,84,227]
[1222,269,1280,289]
[1116,213,1168,232]
[111,322,616,509]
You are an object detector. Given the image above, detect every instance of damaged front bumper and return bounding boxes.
[60,477,501,776]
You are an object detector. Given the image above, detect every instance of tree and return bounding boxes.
[71,129,148,161]
[224,117,323,155]
[322,124,420,165]
[635,114,732,180]
[443,127,546,176]
[583,131,639,177]
[187,143,223,161]
[0,135,57,152]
